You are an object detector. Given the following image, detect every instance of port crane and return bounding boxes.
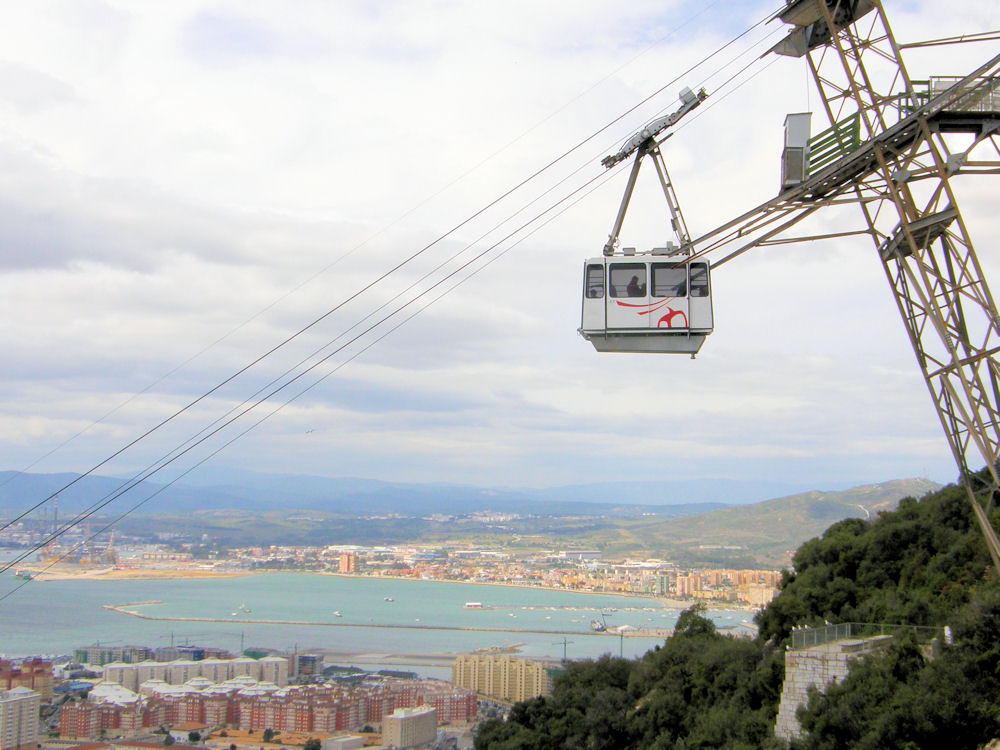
[587,0,1000,573]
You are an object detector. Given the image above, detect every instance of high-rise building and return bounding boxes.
[452,654,560,703]
[338,552,358,574]
[0,686,40,750]
[293,654,324,678]
[74,646,154,666]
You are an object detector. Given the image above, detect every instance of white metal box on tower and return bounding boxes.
[781,112,812,190]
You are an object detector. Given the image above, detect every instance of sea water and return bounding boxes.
[0,571,753,675]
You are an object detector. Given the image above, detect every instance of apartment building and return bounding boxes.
[452,654,559,703]
[102,655,289,693]
[382,705,437,749]
[0,659,53,701]
[60,679,473,739]
[0,686,40,750]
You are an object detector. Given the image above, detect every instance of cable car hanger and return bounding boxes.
[579,86,713,357]
[601,86,707,258]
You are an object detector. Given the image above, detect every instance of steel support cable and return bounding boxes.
[3,31,773,502]
[0,163,619,604]
[1,102,625,557]
[4,51,673,567]
[0,12,779,539]
[674,47,783,140]
[629,24,783,132]
[33,144,615,548]
[0,165,618,576]
[0,5,735,501]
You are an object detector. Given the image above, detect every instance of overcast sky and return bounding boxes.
[1,0,998,504]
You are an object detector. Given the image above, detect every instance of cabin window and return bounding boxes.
[652,263,687,297]
[690,263,709,297]
[609,263,646,298]
[585,264,605,299]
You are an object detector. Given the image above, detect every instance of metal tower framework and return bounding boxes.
[682,1,1000,570]
[786,0,1000,571]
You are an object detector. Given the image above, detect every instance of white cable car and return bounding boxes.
[579,87,713,355]
[580,251,713,353]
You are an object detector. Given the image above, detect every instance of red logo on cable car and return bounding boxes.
[615,299,688,328]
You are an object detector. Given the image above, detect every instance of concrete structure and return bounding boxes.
[774,635,893,742]
[258,656,289,686]
[292,654,324,678]
[0,686,41,750]
[382,705,437,749]
[101,656,289,693]
[452,654,559,703]
[74,647,154,667]
[322,736,364,750]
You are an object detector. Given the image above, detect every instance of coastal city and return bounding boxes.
[0,642,507,750]
[1,537,782,749]
[2,0,999,745]
[6,528,783,609]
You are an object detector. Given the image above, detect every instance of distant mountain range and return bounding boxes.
[0,469,763,520]
[0,470,942,566]
[0,467,892,519]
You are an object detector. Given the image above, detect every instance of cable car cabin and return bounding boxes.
[579,254,713,354]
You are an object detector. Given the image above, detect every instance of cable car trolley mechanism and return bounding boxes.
[579,86,713,356]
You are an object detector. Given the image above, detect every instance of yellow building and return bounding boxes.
[452,654,558,703]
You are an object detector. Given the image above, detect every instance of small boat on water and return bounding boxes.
[332,611,342,617]
[591,619,607,632]
[384,597,394,602]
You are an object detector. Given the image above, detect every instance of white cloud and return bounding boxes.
[0,0,992,495]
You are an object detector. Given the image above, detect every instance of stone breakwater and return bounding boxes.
[102,602,672,638]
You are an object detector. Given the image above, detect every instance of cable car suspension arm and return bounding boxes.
[601,88,708,256]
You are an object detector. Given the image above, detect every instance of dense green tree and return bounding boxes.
[756,483,995,644]
[475,606,783,750]
[793,592,1000,749]
[476,478,1000,749]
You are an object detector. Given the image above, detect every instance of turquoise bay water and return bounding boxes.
[0,572,753,673]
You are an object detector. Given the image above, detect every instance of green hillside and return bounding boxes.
[585,478,940,566]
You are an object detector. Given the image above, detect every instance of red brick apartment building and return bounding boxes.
[0,659,53,701]
[60,681,474,739]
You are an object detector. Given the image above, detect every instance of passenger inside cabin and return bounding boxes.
[626,275,645,297]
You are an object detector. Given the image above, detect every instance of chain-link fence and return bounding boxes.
[790,622,942,650]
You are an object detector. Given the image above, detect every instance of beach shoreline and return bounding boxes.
[10,563,756,614]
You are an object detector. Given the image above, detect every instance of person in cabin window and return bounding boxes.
[626,275,644,297]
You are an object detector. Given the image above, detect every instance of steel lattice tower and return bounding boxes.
[680,1,1000,570]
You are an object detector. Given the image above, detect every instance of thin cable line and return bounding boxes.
[2,10,776,553]
[0,164,620,603]
[0,167,614,577]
